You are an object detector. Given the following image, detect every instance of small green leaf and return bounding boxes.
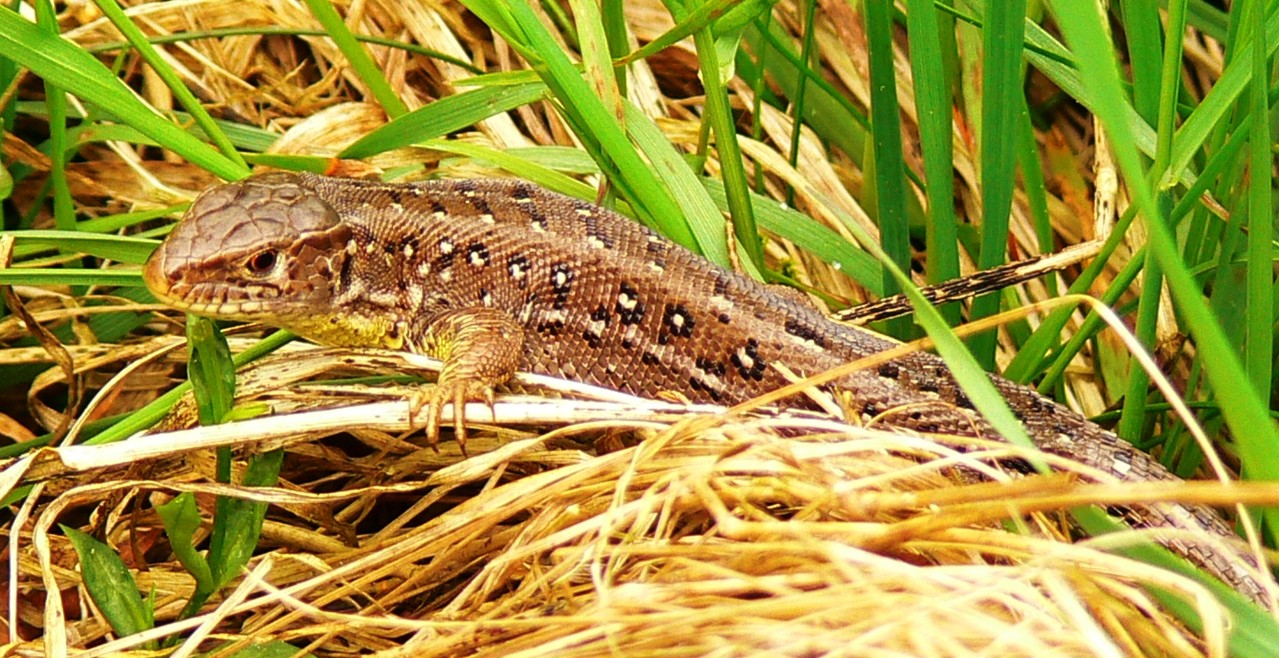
[208,449,283,590]
[62,526,155,641]
[186,316,236,427]
[156,492,214,592]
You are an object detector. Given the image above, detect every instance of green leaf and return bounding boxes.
[341,80,550,158]
[156,492,214,593]
[3,231,158,265]
[0,268,140,287]
[187,316,236,427]
[208,450,284,590]
[62,526,155,642]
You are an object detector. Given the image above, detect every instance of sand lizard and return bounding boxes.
[142,171,1268,604]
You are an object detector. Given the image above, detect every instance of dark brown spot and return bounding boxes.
[784,318,828,349]
[695,356,726,377]
[713,274,731,296]
[550,263,575,310]
[467,243,490,267]
[507,255,530,285]
[662,304,695,339]
[730,339,766,382]
[536,319,564,336]
[510,182,535,201]
[616,281,646,325]
[877,363,900,379]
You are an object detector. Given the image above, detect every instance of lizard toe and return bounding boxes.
[408,378,496,453]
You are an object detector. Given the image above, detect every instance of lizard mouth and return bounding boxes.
[142,248,266,318]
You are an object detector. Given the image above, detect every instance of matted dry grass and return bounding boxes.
[4,343,1262,656]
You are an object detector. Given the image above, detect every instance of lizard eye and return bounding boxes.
[245,249,280,276]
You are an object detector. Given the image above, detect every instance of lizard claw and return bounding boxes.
[408,377,497,453]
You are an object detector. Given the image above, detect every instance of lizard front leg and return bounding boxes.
[408,307,525,450]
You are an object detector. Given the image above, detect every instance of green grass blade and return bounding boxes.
[1243,1,1274,407]
[341,81,549,158]
[689,14,764,271]
[301,0,408,118]
[92,0,247,169]
[968,0,1026,365]
[1049,0,1279,541]
[0,7,243,180]
[905,0,961,324]
[863,0,912,339]
[1165,10,1279,188]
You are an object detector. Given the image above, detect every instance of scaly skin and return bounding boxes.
[143,171,1268,603]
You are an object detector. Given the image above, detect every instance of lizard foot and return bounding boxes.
[408,377,497,453]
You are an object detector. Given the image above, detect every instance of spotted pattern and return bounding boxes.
[659,303,694,344]
[731,339,766,381]
[616,281,645,325]
[550,263,575,310]
[507,255,530,285]
[436,238,456,269]
[467,243,490,267]
[694,356,727,377]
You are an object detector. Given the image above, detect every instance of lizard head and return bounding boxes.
[144,172,355,329]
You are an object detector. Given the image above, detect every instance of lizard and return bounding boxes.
[142,171,1269,604]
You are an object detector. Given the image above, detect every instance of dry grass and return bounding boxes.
[14,363,1241,657]
[2,0,1276,656]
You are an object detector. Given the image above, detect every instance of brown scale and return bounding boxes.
[143,172,1268,604]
